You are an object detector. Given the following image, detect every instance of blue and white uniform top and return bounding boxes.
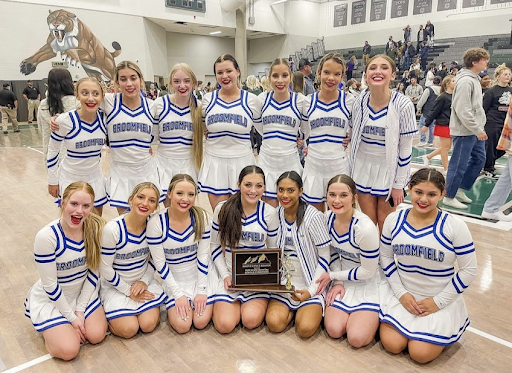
[303,90,354,160]
[48,110,106,184]
[102,93,156,166]
[146,209,212,305]
[24,220,100,331]
[154,95,195,160]
[211,200,278,280]
[259,91,308,156]
[379,208,477,345]
[202,90,262,158]
[327,209,380,283]
[359,102,388,156]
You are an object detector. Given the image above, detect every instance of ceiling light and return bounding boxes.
[270,0,288,5]
[209,31,222,35]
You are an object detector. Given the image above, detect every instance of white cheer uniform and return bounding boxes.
[350,91,417,201]
[25,220,101,331]
[210,200,278,303]
[326,209,381,313]
[103,93,161,208]
[258,91,308,199]
[146,209,214,309]
[154,95,199,193]
[379,208,477,346]
[270,205,331,310]
[100,215,165,320]
[302,90,354,203]
[199,90,262,195]
[48,110,108,207]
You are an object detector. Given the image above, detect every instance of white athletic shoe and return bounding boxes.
[416,141,427,147]
[443,197,468,209]
[456,189,473,204]
[421,155,430,167]
[481,210,512,222]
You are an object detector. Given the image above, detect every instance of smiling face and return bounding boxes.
[215,60,240,91]
[168,180,196,214]
[270,63,291,94]
[366,57,396,89]
[116,67,141,98]
[239,173,265,206]
[409,181,445,215]
[61,190,93,230]
[320,59,343,93]
[277,178,302,211]
[76,80,103,116]
[171,69,193,99]
[326,182,355,216]
[128,187,159,217]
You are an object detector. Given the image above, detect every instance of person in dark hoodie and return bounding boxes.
[443,48,490,210]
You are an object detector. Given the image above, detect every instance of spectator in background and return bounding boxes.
[393,81,406,94]
[403,41,416,71]
[346,56,357,80]
[479,72,491,94]
[425,63,436,88]
[299,58,315,96]
[443,48,490,210]
[193,81,204,100]
[450,61,460,73]
[420,42,430,71]
[0,83,20,135]
[438,62,448,80]
[401,70,411,88]
[482,64,512,179]
[245,75,263,96]
[23,80,41,124]
[260,76,271,92]
[146,83,158,100]
[417,25,427,52]
[291,72,304,94]
[405,77,423,107]
[362,41,371,68]
[425,20,435,46]
[345,79,360,98]
[386,36,397,53]
[386,43,399,65]
[403,25,412,43]
[159,85,168,97]
[416,76,442,147]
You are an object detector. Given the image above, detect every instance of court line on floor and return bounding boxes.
[2,354,52,373]
[26,147,43,155]
[467,327,512,349]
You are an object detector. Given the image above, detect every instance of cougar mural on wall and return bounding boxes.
[20,9,122,82]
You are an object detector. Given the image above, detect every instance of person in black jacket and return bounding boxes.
[420,76,455,172]
[482,64,512,178]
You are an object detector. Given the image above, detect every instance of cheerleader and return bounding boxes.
[258,58,308,207]
[154,64,204,196]
[265,171,331,338]
[302,53,355,212]
[100,182,165,338]
[199,54,262,209]
[349,54,417,232]
[379,169,477,363]
[210,166,278,333]
[316,175,380,347]
[147,174,213,333]
[104,61,161,213]
[47,77,108,215]
[24,182,107,360]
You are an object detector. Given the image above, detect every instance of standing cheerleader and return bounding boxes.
[147,174,213,333]
[100,182,165,338]
[104,61,161,213]
[24,182,107,360]
[154,63,203,195]
[259,58,308,207]
[210,166,278,334]
[302,53,355,211]
[316,175,380,347]
[350,55,416,232]
[265,171,331,338]
[199,54,262,209]
[379,169,477,363]
[47,77,108,215]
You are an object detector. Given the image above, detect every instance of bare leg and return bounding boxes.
[240,298,268,329]
[357,193,378,225]
[138,307,160,333]
[345,310,379,348]
[324,305,349,338]
[311,202,325,212]
[116,207,128,215]
[42,324,81,360]
[439,137,452,171]
[84,306,108,344]
[193,304,213,330]
[408,340,445,364]
[262,196,279,208]
[168,307,193,334]
[94,206,104,216]
[377,196,395,235]
[213,301,241,334]
[208,193,230,211]
[379,322,408,354]
[295,304,323,338]
[108,316,140,339]
[265,300,294,333]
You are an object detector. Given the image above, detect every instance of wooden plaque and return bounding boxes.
[228,249,294,293]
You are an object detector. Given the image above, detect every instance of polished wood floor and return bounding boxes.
[1,126,511,373]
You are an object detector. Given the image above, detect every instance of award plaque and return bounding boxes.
[228,249,295,293]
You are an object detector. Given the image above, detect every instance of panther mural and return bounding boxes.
[20,9,122,82]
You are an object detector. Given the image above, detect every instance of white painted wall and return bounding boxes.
[166,32,235,83]
[248,62,271,78]
[143,19,169,81]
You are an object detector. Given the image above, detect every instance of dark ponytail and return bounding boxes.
[276,171,307,228]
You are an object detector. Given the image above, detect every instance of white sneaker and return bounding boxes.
[443,197,468,209]
[416,141,427,147]
[482,210,512,222]
[420,155,430,167]
[455,189,472,204]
